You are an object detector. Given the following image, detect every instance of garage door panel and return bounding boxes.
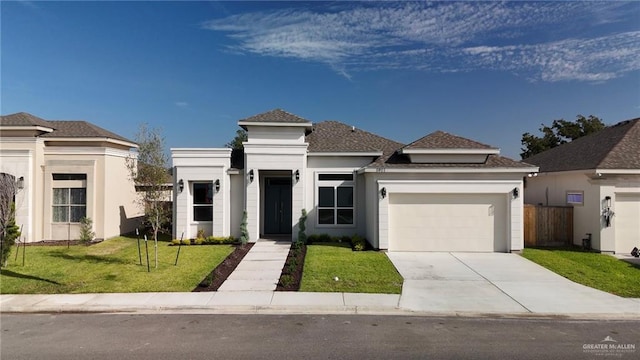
[389,193,507,252]
[615,194,640,254]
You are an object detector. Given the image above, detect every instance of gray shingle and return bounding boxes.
[0,112,54,128]
[41,121,135,144]
[240,109,311,124]
[403,131,497,150]
[524,118,640,172]
[307,121,403,155]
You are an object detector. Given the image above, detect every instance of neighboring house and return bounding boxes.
[524,118,640,254]
[173,109,536,252]
[0,112,142,242]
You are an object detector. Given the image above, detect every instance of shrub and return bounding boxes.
[341,235,351,243]
[240,210,249,244]
[194,237,205,245]
[351,234,366,251]
[171,239,181,245]
[307,234,319,244]
[297,209,307,244]
[286,262,297,274]
[1,203,20,267]
[196,228,205,240]
[206,236,236,244]
[279,274,294,287]
[318,234,332,242]
[78,217,95,243]
[181,239,191,245]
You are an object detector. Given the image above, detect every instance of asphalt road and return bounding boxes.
[1,314,638,359]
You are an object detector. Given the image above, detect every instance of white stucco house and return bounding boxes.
[0,112,142,242]
[172,109,537,252]
[524,117,640,254]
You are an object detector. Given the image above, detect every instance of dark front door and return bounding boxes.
[264,177,292,235]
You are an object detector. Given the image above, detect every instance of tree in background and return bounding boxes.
[0,174,21,267]
[520,115,605,159]
[226,129,247,149]
[127,124,171,244]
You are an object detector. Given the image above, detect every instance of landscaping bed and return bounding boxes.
[276,243,307,291]
[193,243,254,291]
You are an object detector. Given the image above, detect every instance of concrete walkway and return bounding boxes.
[217,240,290,291]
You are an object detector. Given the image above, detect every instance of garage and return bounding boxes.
[615,193,640,254]
[388,193,508,252]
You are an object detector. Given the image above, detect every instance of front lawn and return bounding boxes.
[0,235,234,294]
[300,243,403,294]
[522,248,640,298]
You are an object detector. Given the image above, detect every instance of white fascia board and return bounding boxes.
[359,167,537,174]
[1,125,54,133]
[243,143,308,155]
[45,137,138,148]
[44,146,132,158]
[0,149,33,157]
[595,168,640,175]
[308,151,383,157]
[400,148,500,155]
[238,121,312,128]
[377,179,521,194]
[171,148,232,158]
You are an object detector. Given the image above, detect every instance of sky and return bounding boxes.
[2,1,639,160]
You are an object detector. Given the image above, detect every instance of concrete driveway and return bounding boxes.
[387,252,640,316]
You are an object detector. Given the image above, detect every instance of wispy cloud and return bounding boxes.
[175,101,189,108]
[202,2,639,82]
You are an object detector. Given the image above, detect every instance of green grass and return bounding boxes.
[300,243,403,294]
[0,235,234,294]
[522,248,640,298]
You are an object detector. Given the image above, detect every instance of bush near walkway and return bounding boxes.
[522,248,640,298]
[0,235,233,294]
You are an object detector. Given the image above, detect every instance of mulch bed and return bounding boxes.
[193,243,254,292]
[276,243,307,291]
[19,239,103,246]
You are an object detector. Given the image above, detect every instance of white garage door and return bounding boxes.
[615,194,640,254]
[389,193,508,252]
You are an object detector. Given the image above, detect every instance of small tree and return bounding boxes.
[521,115,605,159]
[127,124,170,245]
[240,210,249,244]
[79,217,95,243]
[225,129,247,150]
[297,209,307,245]
[0,174,21,267]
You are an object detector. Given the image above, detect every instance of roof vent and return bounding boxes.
[351,126,355,132]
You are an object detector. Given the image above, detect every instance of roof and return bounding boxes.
[239,109,312,124]
[0,112,54,128]
[307,121,403,155]
[403,131,497,150]
[41,121,135,144]
[380,152,534,169]
[524,118,640,172]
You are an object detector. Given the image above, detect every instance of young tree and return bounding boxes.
[225,129,247,149]
[127,124,170,245]
[0,174,21,267]
[521,115,605,159]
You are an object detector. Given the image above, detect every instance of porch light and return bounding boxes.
[604,196,611,208]
[294,169,300,182]
[512,187,519,199]
[249,169,254,183]
[17,176,24,190]
[380,187,387,199]
[178,179,184,193]
[214,179,220,193]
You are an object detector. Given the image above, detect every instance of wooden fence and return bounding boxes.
[524,205,573,247]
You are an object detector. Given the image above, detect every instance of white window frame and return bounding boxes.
[192,182,213,223]
[566,191,584,206]
[315,172,356,228]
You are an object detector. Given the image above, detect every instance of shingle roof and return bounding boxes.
[307,121,404,155]
[239,109,311,124]
[0,112,54,128]
[403,131,497,150]
[40,121,135,144]
[524,118,640,172]
[381,152,534,169]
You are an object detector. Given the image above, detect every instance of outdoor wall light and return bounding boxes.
[214,179,220,193]
[249,169,254,183]
[17,176,24,190]
[512,187,519,199]
[380,187,387,199]
[178,179,184,193]
[294,169,300,182]
[604,196,611,208]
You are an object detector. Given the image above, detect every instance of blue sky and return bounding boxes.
[2,1,639,159]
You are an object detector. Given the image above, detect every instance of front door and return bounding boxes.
[264,177,292,235]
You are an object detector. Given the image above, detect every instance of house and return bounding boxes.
[0,112,142,242]
[172,109,537,252]
[524,118,640,254]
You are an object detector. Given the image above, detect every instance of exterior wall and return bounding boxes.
[366,172,525,251]
[229,172,244,239]
[305,156,372,238]
[103,152,142,238]
[525,171,640,253]
[172,149,232,240]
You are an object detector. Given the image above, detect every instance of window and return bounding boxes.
[193,182,213,222]
[53,188,86,223]
[53,173,87,181]
[567,191,584,205]
[317,173,354,225]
